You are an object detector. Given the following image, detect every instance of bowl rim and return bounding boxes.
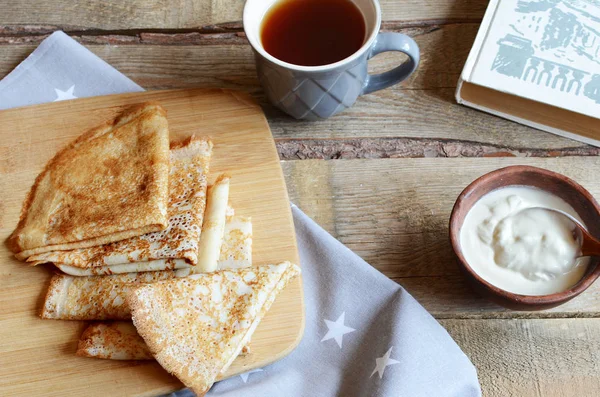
[449,165,600,306]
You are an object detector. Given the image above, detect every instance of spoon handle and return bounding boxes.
[580,228,600,257]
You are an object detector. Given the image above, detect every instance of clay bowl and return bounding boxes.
[449,165,600,310]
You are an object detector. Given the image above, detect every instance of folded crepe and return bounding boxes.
[10,103,171,259]
[128,262,300,396]
[76,321,251,360]
[195,175,230,273]
[76,322,154,360]
[216,216,252,270]
[28,137,213,275]
[76,215,253,360]
[40,215,252,320]
[45,208,247,276]
[41,271,175,320]
[54,173,229,277]
[177,214,251,277]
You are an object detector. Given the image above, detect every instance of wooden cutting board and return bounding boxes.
[0,88,304,396]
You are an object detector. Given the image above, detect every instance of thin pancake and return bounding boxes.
[76,214,253,360]
[56,258,184,277]
[40,216,253,319]
[76,321,251,360]
[10,102,171,258]
[195,175,230,273]
[217,216,252,270]
[177,215,252,277]
[41,271,175,320]
[129,262,300,396]
[27,137,212,270]
[76,322,153,360]
[57,214,251,277]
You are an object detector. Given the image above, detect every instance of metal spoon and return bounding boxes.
[516,207,600,258]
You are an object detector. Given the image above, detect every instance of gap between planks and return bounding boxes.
[275,138,600,160]
[0,23,442,45]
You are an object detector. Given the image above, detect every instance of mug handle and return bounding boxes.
[361,32,420,95]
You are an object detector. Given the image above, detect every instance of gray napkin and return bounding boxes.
[0,31,142,109]
[0,31,481,397]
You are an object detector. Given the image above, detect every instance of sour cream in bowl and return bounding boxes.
[460,187,587,296]
[449,166,600,310]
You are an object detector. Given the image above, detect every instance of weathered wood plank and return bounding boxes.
[0,24,593,152]
[441,318,600,396]
[0,0,488,31]
[283,157,600,317]
[399,275,600,319]
[0,24,471,91]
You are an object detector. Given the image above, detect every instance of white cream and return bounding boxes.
[460,186,588,295]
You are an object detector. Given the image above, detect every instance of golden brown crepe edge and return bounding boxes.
[8,102,169,255]
[15,224,165,261]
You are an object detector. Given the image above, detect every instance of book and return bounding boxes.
[456,0,600,146]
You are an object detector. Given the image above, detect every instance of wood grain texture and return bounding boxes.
[0,0,488,30]
[0,0,237,31]
[282,157,600,318]
[0,24,594,153]
[0,89,303,396]
[441,318,600,397]
[2,0,599,394]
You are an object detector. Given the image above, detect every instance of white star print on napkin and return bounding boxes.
[371,347,400,379]
[321,312,356,348]
[54,85,77,101]
[0,31,482,397]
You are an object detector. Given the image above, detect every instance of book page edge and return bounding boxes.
[457,95,600,148]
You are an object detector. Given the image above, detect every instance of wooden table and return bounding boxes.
[1,1,599,395]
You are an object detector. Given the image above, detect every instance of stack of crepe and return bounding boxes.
[9,102,300,395]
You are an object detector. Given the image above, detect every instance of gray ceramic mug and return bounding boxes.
[243,0,420,120]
